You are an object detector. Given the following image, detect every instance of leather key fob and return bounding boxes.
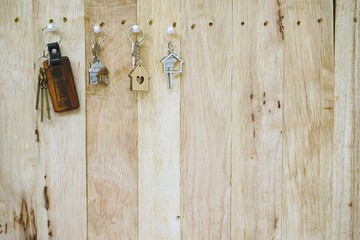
[43,42,79,112]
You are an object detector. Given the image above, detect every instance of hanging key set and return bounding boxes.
[35,24,184,121]
[128,25,150,91]
[88,25,109,85]
[36,24,79,122]
[161,27,184,89]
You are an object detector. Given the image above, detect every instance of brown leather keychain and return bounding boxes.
[43,42,79,112]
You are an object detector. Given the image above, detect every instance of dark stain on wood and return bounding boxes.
[49,231,53,237]
[44,186,49,210]
[274,217,278,229]
[13,211,17,229]
[263,101,266,105]
[35,129,39,142]
[278,100,281,108]
[19,199,29,231]
[30,209,37,239]
[250,93,253,100]
[251,114,255,122]
[277,0,285,39]
[48,220,50,228]
[348,202,352,207]
[4,223,6,234]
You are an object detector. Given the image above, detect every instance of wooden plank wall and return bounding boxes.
[0,1,37,239]
[33,0,87,239]
[333,0,360,239]
[0,0,359,239]
[85,1,138,239]
[180,0,232,239]
[232,1,283,239]
[137,0,181,239]
[282,1,334,239]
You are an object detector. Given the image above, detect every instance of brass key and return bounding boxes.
[40,73,44,122]
[42,68,51,120]
[35,68,42,110]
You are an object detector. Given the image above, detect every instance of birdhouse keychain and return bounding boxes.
[88,25,109,85]
[128,25,149,91]
[161,27,184,89]
[39,24,79,113]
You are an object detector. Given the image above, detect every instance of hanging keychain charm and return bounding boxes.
[41,24,79,112]
[161,27,184,89]
[88,25,109,85]
[128,25,149,91]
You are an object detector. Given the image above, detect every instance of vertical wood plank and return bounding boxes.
[333,1,360,239]
[231,1,283,239]
[85,0,138,239]
[282,1,334,239]
[180,1,232,239]
[33,1,87,238]
[85,1,138,239]
[137,1,181,239]
[0,1,38,239]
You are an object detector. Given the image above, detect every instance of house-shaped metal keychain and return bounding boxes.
[89,60,108,85]
[161,52,184,89]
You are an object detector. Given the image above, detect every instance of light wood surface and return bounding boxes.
[282,1,334,239]
[0,1,37,239]
[333,1,360,239]
[85,0,138,239]
[2,1,360,240]
[33,0,87,239]
[180,1,232,239]
[137,0,181,239]
[231,1,283,239]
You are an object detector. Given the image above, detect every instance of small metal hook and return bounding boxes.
[41,24,62,46]
[163,26,178,43]
[88,25,107,45]
[127,25,145,43]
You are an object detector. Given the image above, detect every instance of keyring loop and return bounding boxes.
[127,25,145,43]
[163,27,178,43]
[88,26,107,45]
[41,24,62,46]
[36,49,50,67]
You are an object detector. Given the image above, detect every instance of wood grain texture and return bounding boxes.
[231,1,283,239]
[180,1,232,239]
[137,1,181,239]
[33,0,87,238]
[333,1,360,239]
[0,1,38,239]
[85,0,138,239]
[282,1,334,239]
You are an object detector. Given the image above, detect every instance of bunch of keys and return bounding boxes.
[88,25,109,85]
[128,25,150,91]
[35,67,51,122]
[161,27,184,89]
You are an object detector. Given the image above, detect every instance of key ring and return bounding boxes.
[128,25,145,43]
[88,25,107,45]
[41,24,62,46]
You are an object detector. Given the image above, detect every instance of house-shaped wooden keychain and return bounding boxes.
[161,52,184,89]
[128,64,149,91]
[88,60,109,85]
